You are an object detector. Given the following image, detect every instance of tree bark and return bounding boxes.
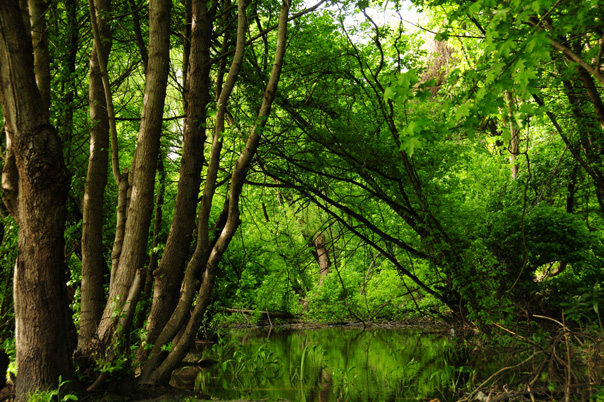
[96,0,172,347]
[128,0,148,72]
[138,0,249,380]
[78,0,112,350]
[59,0,79,164]
[315,233,330,286]
[139,0,290,384]
[143,0,214,351]
[505,90,520,179]
[134,157,167,332]
[27,0,51,114]
[0,1,74,399]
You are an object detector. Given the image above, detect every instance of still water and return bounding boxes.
[171,326,487,401]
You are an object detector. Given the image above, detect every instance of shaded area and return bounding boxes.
[170,326,496,401]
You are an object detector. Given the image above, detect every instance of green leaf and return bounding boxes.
[383,86,395,102]
[400,136,422,157]
[455,102,472,121]
[501,127,511,142]
[435,31,450,41]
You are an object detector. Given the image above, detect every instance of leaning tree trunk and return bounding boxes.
[143,0,215,349]
[139,0,291,384]
[138,0,250,378]
[95,0,172,347]
[78,0,112,351]
[0,1,74,400]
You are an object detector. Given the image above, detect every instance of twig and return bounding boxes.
[533,314,567,330]
[563,312,571,402]
[461,352,538,402]
[490,320,542,349]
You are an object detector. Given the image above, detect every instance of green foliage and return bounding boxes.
[0,216,17,339]
[200,336,283,394]
[561,285,603,327]
[2,337,16,380]
[429,364,475,395]
[188,327,486,401]
[306,272,354,321]
[2,1,604,397]
[27,376,78,402]
[483,204,592,287]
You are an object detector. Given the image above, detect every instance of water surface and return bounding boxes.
[172,325,487,401]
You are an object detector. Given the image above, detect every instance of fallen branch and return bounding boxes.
[223,307,297,320]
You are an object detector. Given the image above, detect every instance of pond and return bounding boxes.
[170,325,503,401]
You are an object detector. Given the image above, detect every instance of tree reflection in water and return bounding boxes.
[170,326,494,401]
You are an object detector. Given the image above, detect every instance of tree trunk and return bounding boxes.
[27,0,51,114]
[0,1,74,399]
[134,157,167,332]
[78,0,112,351]
[139,0,290,384]
[505,90,520,179]
[143,0,214,350]
[96,0,172,347]
[59,0,79,164]
[315,233,330,286]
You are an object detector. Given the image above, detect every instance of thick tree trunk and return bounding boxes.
[143,0,214,350]
[78,0,112,350]
[0,1,74,399]
[96,0,172,346]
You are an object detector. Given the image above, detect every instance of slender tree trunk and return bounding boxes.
[315,233,330,286]
[59,0,79,164]
[87,0,130,300]
[128,0,148,72]
[143,0,214,351]
[181,0,191,109]
[140,0,289,383]
[505,90,520,179]
[96,0,172,346]
[0,1,74,399]
[79,0,112,350]
[134,157,167,332]
[28,0,51,114]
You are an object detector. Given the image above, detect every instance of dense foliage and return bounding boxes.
[0,0,602,399]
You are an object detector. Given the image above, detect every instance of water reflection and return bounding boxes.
[171,326,477,401]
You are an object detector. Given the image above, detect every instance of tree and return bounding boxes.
[0,0,305,394]
[413,0,604,213]
[0,1,74,398]
[1,0,601,397]
[79,0,112,351]
[258,6,469,314]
